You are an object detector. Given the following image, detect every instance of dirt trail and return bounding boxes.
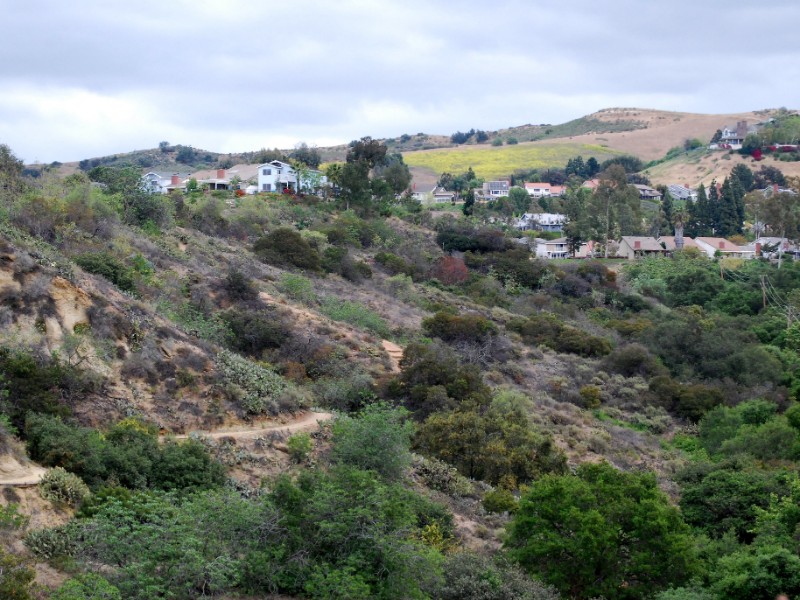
[0,456,47,487]
[165,411,333,441]
[382,340,404,373]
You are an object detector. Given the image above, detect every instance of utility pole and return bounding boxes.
[761,275,767,309]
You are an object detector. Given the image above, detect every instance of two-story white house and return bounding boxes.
[257,161,327,194]
[141,171,191,194]
[258,161,298,193]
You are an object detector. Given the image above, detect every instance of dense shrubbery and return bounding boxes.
[221,307,289,358]
[253,228,321,270]
[215,349,294,415]
[75,251,137,293]
[508,462,699,599]
[508,313,612,357]
[25,415,225,492]
[422,311,497,343]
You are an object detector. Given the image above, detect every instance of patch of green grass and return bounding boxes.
[319,297,391,338]
[277,273,318,305]
[403,142,622,179]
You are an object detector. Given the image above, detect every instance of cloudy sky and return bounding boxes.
[2,0,798,163]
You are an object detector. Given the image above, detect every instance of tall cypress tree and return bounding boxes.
[707,180,721,234]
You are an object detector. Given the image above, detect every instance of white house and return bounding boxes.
[141,171,191,194]
[694,237,755,259]
[524,182,566,198]
[482,180,510,198]
[667,184,698,202]
[257,161,298,193]
[516,213,567,232]
[535,237,570,259]
[617,236,665,260]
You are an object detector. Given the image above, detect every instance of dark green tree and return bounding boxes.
[346,137,387,168]
[507,462,699,599]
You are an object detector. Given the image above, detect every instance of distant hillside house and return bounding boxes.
[748,237,799,260]
[617,236,665,259]
[482,180,510,198]
[524,182,566,198]
[633,184,663,201]
[667,184,697,202]
[432,186,456,203]
[535,237,569,259]
[659,236,700,252]
[694,237,754,259]
[515,212,567,232]
[581,178,601,190]
[142,171,191,194]
[191,164,260,192]
[718,120,758,149]
[258,161,296,193]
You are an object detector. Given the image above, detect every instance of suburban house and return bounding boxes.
[747,237,800,260]
[411,185,434,203]
[256,161,326,194]
[581,178,601,190]
[760,184,798,198]
[718,121,758,148]
[667,184,698,202]
[515,212,567,232]
[142,171,192,194]
[524,182,566,198]
[659,236,700,252]
[694,237,755,259]
[617,236,665,259]
[482,180,510,198]
[190,164,260,192]
[432,186,456,203]
[535,237,569,259]
[633,184,663,201]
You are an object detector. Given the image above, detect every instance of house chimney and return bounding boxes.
[217,169,225,179]
[774,184,779,193]
[171,174,180,185]
[634,240,641,249]
[755,242,762,256]
[719,241,725,249]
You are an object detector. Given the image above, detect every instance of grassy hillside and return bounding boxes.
[402,141,622,179]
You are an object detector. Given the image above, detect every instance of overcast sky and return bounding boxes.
[2,0,799,163]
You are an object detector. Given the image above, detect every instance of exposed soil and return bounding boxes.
[165,410,333,441]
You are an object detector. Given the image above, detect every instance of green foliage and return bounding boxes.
[39,467,91,506]
[415,393,566,487]
[0,503,29,532]
[0,548,35,600]
[412,455,475,498]
[482,487,518,513]
[374,251,416,277]
[277,272,318,305]
[422,311,497,343]
[507,462,699,599]
[331,403,414,480]
[222,268,258,302]
[75,251,137,292]
[710,544,800,600]
[24,522,82,559]
[434,552,559,600]
[254,227,321,270]
[0,347,94,430]
[286,432,313,463]
[508,313,612,357]
[319,296,390,337]
[391,341,491,419]
[221,307,289,358]
[26,414,225,492]
[51,574,122,600]
[215,349,291,415]
[678,459,789,542]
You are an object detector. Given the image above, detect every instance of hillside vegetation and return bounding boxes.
[2,138,800,599]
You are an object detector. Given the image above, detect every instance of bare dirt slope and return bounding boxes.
[167,411,332,441]
[646,151,800,188]
[0,456,47,486]
[559,108,776,161]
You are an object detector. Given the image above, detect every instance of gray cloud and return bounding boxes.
[2,0,798,162]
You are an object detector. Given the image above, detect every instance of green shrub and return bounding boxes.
[507,314,611,357]
[0,503,29,531]
[412,455,475,498]
[277,272,318,305]
[0,548,35,600]
[223,269,258,302]
[319,297,390,337]
[215,349,290,415]
[374,252,415,276]
[39,467,90,506]
[602,343,666,378]
[24,523,82,559]
[254,228,321,270]
[287,432,313,463]
[422,311,496,343]
[579,384,602,408]
[51,574,122,600]
[483,487,518,513]
[434,552,559,600]
[221,308,289,357]
[331,403,414,481]
[75,251,136,292]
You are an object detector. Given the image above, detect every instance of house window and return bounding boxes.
[262,183,272,191]
[262,168,272,176]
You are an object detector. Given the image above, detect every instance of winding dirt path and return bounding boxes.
[165,411,333,441]
[0,457,47,487]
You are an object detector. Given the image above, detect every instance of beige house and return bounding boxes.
[694,237,755,259]
[659,236,700,252]
[617,236,665,259]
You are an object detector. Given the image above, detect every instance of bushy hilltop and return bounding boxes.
[2,141,800,599]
